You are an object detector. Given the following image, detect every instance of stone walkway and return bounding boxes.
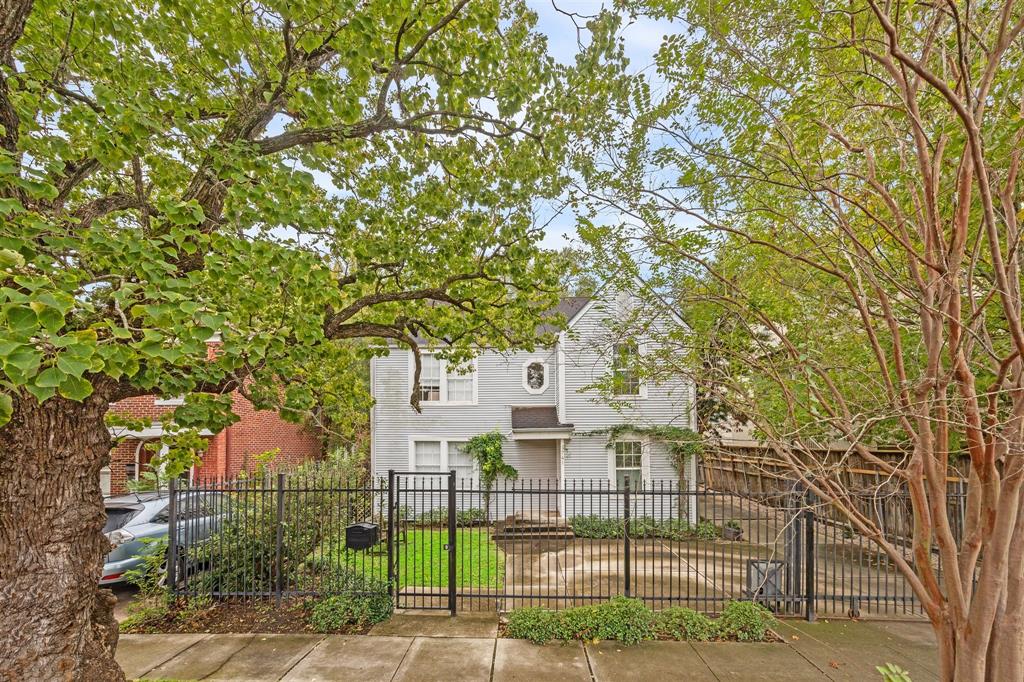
[117,614,940,681]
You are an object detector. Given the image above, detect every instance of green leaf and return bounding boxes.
[0,392,11,425]
[56,354,90,378]
[58,375,93,401]
[35,366,64,387]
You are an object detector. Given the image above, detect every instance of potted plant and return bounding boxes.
[723,519,743,541]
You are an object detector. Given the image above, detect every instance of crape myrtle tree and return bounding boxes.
[579,0,1024,679]
[0,1,629,678]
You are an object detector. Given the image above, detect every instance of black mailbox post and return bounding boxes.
[346,522,380,550]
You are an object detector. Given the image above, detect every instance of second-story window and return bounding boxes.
[612,341,642,396]
[419,355,442,402]
[415,352,477,404]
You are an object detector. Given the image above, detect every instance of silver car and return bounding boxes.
[101,491,227,585]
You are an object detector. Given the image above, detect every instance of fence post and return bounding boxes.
[166,477,178,600]
[387,470,396,599]
[447,470,457,616]
[275,472,286,607]
[804,507,816,622]
[623,475,631,599]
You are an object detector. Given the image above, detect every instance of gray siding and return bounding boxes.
[371,347,559,478]
[370,290,697,521]
[560,294,694,488]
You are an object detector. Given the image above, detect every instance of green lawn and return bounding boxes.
[315,528,504,589]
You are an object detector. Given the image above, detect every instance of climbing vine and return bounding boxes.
[588,425,703,477]
[464,430,518,518]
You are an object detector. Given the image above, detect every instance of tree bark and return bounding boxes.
[0,390,125,681]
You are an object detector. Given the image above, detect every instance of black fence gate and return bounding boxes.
[166,471,967,620]
[388,471,457,614]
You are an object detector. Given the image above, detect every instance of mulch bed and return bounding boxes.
[121,597,370,635]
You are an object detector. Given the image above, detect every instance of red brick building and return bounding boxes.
[103,389,323,496]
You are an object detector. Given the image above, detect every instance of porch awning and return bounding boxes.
[510,407,573,438]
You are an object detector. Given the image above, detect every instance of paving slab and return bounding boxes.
[204,634,323,681]
[281,635,413,682]
[692,641,826,681]
[783,619,939,678]
[370,612,498,638]
[392,636,494,682]
[587,640,717,681]
[493,639,590,681]
[142,633,254,680]
[115,633,208,679]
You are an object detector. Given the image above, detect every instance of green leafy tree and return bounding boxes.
[582,0,1024,679]
[0,1,630,678]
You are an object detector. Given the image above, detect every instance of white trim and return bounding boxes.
[407,436,477,480]
[108,423,213,439]
[407,351,478,406]
[512,428,573,440]
[566,298,597,330]
[369,357,377,476]
[611,340,648,400]
[154,396,185,406]
[557,332,567,424]
[521,360,549,394]
[609,437,647,487]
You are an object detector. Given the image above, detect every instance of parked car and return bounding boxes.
[101,491,228,585]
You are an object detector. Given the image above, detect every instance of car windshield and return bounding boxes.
[103,507,139,533]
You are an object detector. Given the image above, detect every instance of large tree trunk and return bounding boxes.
[0,390,125,681]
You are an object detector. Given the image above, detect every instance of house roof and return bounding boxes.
[538,296,592,333]
[510,406,573,431]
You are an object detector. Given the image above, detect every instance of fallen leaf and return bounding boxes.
[791,635,800,640]
[829,661,841,669]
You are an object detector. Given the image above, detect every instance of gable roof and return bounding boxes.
[538,296,592,334]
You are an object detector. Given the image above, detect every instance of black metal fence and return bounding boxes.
[168,472,967,619]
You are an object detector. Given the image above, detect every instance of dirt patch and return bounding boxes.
[120,598,370,635]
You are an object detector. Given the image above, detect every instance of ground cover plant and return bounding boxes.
[308,592,392,633]
[505,598,776,645]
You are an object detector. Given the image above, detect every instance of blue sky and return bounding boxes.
[525,1,678,249]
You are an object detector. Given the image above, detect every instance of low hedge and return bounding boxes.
[569,515,721,541]
[505,599,775,645]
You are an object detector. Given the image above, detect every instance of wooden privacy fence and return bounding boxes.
[700,443,968,546]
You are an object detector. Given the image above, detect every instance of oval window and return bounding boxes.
[526,362,546,391]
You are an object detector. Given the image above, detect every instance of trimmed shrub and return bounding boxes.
[653,607,716,641]
[309,592,392,632]
[716,601,776,642]
[506,607,559,644]
[506,599,778,645]
[569,515,722,542]
[507,597,655,645]
[586,596,656,645]
[569,515,623,539]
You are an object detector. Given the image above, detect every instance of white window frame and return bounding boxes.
[608,439,649,488]
[408,351,478,405]
[408,437,477,480]
[521,360,549,394]
[154,396,185,406]
[610,341,648,399]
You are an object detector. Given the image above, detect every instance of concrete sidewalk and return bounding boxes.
[116,614,939,681]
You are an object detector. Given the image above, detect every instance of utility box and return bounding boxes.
[746,559,786,599]
[345,522,379,550]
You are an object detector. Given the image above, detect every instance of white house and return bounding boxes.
[369,288,697,518]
